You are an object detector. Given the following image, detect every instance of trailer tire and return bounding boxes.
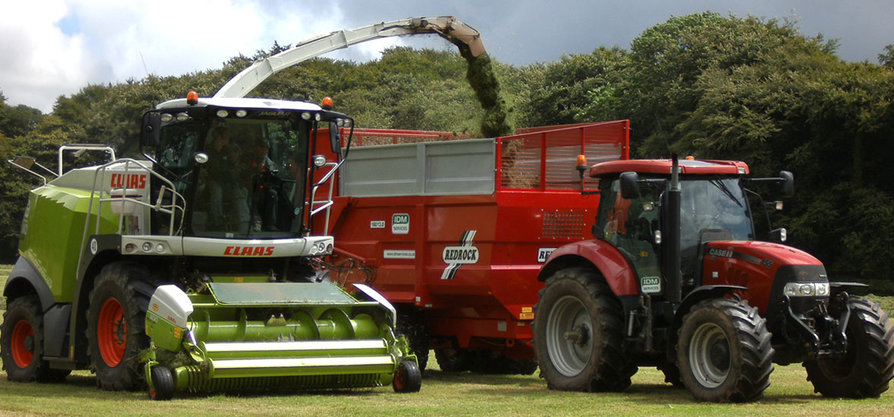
[533,267,635,392]
[804,297,894,398]
[1,295,70,382]
[677,298,773,402]
[87,262,156,391]
[392,359,422,393]
[396,312,429,372]
[149,366,175,401]
[657,361,684,388]
[435,347,472,372]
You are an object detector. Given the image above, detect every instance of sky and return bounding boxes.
[1,0,892,113]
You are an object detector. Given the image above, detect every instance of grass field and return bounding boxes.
[1,265,893,416]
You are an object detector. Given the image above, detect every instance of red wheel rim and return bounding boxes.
[11,319,35,368]
[97,298,127,367]
[394,365,406,390]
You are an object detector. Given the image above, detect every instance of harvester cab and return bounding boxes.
[535,156,894,402]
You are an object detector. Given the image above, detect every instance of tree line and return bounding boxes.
[1,12,892,284]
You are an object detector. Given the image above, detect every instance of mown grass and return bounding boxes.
[1,266,893,416]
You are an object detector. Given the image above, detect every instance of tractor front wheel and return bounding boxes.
[677,298,773,402]
[396,311,429,372]
[1,295,69,382]
[87,262,156,391]
[533,267,635,392]
[804,297,894,398]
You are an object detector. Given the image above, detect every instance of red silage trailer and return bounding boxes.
[311,121,629,373]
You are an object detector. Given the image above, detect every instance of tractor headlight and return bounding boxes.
[783,282,829,297]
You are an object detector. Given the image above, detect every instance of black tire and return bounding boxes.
[657,361,684,388]
[435,347,472,372]
[392,359,422,393]
[149,366,175,400]
[1,295,70,382]
[677,298,774,402]
[804,297,894,398]
[533,267,635,392]
[87,262,156,391]
[396,311,430,372]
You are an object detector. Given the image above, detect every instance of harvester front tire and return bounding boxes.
[392,359,422,393]
[1,295,70,382]
[87,262,155,391]
[804,297,894,398]
[149,366,175,401]
[533,267,635,392]
[677,298,773,402]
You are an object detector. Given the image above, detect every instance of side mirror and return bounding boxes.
[141,111,162,148]
[11,156,35,170]
[779,170,794,197]
[619,172,640,199]
[328,121,341,157]
[769,227,787,242]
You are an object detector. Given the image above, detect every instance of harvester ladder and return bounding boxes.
[308,161,339,233]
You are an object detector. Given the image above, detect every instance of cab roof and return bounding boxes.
[590,159,750,177]
[156,96,322,112]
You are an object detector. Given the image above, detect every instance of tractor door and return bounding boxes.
[596,179,661,294]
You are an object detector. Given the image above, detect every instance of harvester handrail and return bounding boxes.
[58,144,117,176]
[77,158,186,263]
[309,161,339,232]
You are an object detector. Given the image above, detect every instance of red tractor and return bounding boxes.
[534,156,894,402]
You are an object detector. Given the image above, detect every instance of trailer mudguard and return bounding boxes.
[4,256,55,311]
[539,239,639,297]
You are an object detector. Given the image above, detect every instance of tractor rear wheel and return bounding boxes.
[677,298,773,402]
[804,297,894,398]
[87,262,156,391]
[533,267,635,392]
[1,295,70,382]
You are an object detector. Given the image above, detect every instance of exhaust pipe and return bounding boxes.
[665,155,682,305]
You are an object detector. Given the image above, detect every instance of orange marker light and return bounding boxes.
[576,154,588,170]
[685,155,696,160]
[321,96,333,110]
[187,91,199,105]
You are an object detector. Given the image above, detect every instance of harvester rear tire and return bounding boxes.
[677,298,773,402]
[804,297,894,398]
[393,359,422,393]
[1,295,70,382]
[87,262,156,391]
[149,366,175,401]
[533,267,635,392]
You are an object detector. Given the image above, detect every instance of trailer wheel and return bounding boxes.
[677,298,773,402]
[657,361,684,388]
[87,262,156,391]
[148,366,175,400]
[533,267,635,392]
[396,312,429,372]
[435,347,471,372]
[392,359,422,393]
[1,295,70,382]
[804,297,894,398]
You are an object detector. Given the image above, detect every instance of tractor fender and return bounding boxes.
[538,240,639,297]
[3,256,55,310]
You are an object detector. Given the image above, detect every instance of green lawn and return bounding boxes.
[1,266,893,416]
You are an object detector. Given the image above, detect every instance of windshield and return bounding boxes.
[156,113,310,238]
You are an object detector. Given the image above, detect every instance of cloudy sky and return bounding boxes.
[2,0,892,113]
